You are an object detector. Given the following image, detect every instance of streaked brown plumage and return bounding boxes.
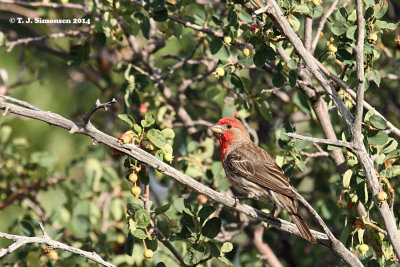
[210,117,316,243]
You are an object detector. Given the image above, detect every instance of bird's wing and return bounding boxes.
[226,143,295,198]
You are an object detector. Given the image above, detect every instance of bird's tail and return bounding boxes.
[279,196,317,244]
[289,212,317,244]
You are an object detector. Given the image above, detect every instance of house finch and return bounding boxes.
[209,117,316,243]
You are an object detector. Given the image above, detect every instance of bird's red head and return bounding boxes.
[209,117,250,156]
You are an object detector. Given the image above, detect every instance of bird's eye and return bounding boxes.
[227,124,232,129]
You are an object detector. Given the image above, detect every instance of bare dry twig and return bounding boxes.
[0,222,115,267]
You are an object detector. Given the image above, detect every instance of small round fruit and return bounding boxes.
[358,244,369,255]
[368,33,378,42]
[338,89,345,100]
[328,44,337,53]
[319,32,324,38]
[129,172,138,183]
[312,0,321,5]
[223,36,232,45]
[164,153,173,162]
[131,186,141,197]
[215,67,225,78]
[197,194,208,204]
[162,143,173,154]
[377,191,388,202]
[144,249,154,259]
[345,99,353,110]
[242,48,251,58]
[48,250,59,261]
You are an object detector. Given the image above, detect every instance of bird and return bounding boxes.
[209,117,317,243]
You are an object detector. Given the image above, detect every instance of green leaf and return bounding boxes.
[367,131,388,145]
[173,198,185,213]
[133,124,142,135]
[369,115,386,130]
[147,129,167,148]
[346,25,357,40]
[332,22,349,36]
[153,9,168,22]
[161,128,175,139]
[127,199,145,211]
[141,113,155,128]
[135,209,151,228]
[255,99,272,120]
[155,203,171,215]
[288,14,300,31]
[152,0,165,11]
[201,217,221,238]
[221,242,233,253]
[226,73,246,93]
[124,233,134,256]
[382,138,398,154]
[292,4,310,14]
[210,37,229,60]
[254,45,275,67]
[364,108,375,122]
[145,238,158,251]
[21,220,35,237]
[198,206,216,225]
[132,229,147,239]
[118,114,135,128]
[343,169,353,188]
[227,8,238,26]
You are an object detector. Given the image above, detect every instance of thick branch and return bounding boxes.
[351,0,365,143]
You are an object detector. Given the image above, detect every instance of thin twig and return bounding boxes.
[310,0,340,54]
[0,94,41,110]
[0,222,115,267]
[3,31,89,53]
[0,0,85,10]
[82,98,117,124]
[285,133,353,149]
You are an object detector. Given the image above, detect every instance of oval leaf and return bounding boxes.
[201,217,221,238]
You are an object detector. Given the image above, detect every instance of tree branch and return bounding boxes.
[351,0,365,143]
[0,222,115,267]
[0,0,85,10]
[285,133,352,149]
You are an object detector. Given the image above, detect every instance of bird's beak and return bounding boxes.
[209,123,224,134]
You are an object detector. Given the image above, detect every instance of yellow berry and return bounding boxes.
[48,250,59,261]
[223,36,232,45]
[131,186,141,197]
[377,191,388,202]
[164,153,173,162]
[144,249,153,259]
[129,172,138,183]
[312,0,321,5]
[358,244,369,255]
[338,89,345,100]
[368,33,378,43]
[215,67,225,78]
[242,48,251,58]
[328,44,337,53]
